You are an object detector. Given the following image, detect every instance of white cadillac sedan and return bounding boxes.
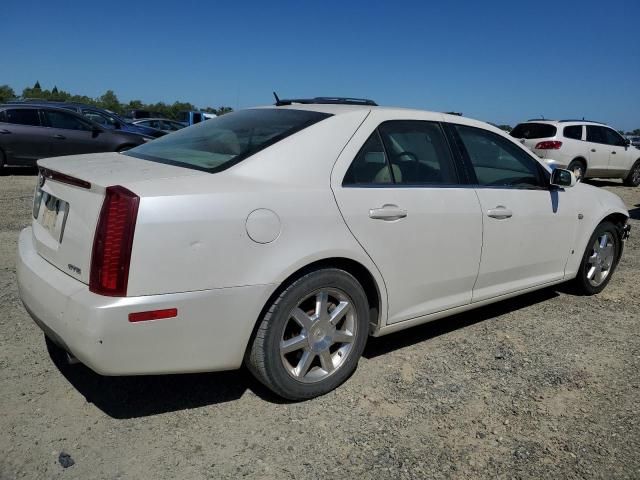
[17,98,630,400]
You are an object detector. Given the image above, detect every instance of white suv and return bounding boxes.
[510,120,640,186]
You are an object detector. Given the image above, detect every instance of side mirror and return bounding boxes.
[550,168,577,188]
[625,138,631,146]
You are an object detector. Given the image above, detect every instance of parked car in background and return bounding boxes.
[177,110,207,126]
[123,109,166,121]
[510,120,640,186]
[0,104,152,167]
[627,136,640,148]
[5,101,166,139]
[17,99,630,400]
[132,118,186,133]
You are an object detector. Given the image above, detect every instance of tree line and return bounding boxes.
[0,82,233,119]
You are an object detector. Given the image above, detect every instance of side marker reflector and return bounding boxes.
[128,308,178,323]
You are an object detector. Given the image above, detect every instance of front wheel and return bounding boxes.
[623,160,640,187]
[573,222,621,295]
[246,269,370,400]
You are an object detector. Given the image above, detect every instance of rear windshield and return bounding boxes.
[510,123,557,139]
[126,108,331,172]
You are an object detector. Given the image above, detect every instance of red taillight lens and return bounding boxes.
[535,140,563,149]
[90,186,139,296]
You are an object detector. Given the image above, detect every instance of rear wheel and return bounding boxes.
[246,268,369,400]
[567,159,586,181]
[623,160,640,187]
[573,222,621,295]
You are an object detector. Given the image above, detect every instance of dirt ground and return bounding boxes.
[0,170,638,480]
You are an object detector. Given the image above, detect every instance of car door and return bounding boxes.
[450,123,578,302]
[41,109,112,156]
[332,117,483,324]
[602,127,634,176]
[586,125,611,176]
[0,108,50,165]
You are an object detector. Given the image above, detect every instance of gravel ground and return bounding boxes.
[0,170,638,480]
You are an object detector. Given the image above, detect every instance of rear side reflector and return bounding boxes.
[535,140,563,149]
[128,308,178,322]
[90,186,139,296]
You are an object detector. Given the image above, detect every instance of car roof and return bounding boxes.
[518,119,608,127]
[262,103,493,127]
[0,103,77,111]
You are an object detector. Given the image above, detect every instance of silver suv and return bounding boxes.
[510,119,640,186]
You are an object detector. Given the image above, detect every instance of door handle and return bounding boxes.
[611,151,616,154]
[591,148,596,152]
[52,134,66,140]
[369,205,407,221]
[487,206,513,219]
[0,128,11,134]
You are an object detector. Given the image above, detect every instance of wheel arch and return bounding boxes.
[243,256,383,361]
[600,212,629,263]
[569,156,587,170]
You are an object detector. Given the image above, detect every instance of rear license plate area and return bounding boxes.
[35,191,69,243]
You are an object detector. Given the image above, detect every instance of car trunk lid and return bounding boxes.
[32,152,205,285]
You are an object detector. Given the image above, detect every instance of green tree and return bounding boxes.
[98,90,121,112]
[215,106,233,116]
[33,80,41,91]
[127,99,144,110]
[497,124,512,132]
[0,84,16,102]
[632,129,640,136]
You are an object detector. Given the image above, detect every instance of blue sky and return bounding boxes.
[3,0,639,130]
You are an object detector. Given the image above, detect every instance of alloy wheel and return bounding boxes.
[585,232,615,287]
[632,164,640,185]
[279,288,357,383]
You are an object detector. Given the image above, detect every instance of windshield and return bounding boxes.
[125,108,331,172]
[510,123,557,139]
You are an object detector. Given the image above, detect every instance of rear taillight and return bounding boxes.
[535,140,563,150]
[90,186,139,296]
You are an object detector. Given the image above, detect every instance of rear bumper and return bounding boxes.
[17,227,275,375]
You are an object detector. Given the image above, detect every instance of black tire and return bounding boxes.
[567,159,586,181]
[623,160,640,187]
[246,268,370,400]
[573,221,621,295]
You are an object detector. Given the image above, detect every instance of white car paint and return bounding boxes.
[17,105,629,377]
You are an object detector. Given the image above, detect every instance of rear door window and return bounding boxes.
[343,131,392,185]
[510,123,557,139]
[5,108,41,126]
[563,125,583,140]
[378,121,458,185]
